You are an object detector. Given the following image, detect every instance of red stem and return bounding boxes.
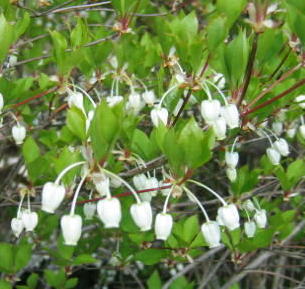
[241,77,305,117]
[12,86,59,108]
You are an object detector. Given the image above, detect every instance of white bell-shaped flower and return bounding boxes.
[226,167,237,182]
[21,210,38,232]
[11,218,24,238]
[217,204,240,231]
[106,96,123,107]
[142,90,156,106]
[154,213,173,240]
[159,180,171,197]
[126,93,144,115]
[221,104,240,129]
[0,92,3,111]
[92,173,111,197]
[67,92,84,110]
[272,122,283,136]
[201,221,221,248]
[273,138,289,156]
[150,107,168,127]
[200,100,221,124]
[212,117,227,140]
[130,201,152,231]
[300,125,305,138]
[266,147,281,165]
[41,182,66,213]
[12,124,26,145]
[97,198,122,228]
[295,95,305,109]
[244,221,256,238]
[242,200,256,212]
[133,174,148,190]
[61,214,82,246]
[225,151,239,168]
[287,127,296,138]
[83,203,96,220]
[254,209,267,228]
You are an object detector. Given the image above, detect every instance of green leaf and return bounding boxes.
[73,254,98,265]
[0,243,14,273]
[182,215,200,244]
[169,276,194,289]
[71,18,90,48]
[14,12,30,40]
[0,14,14,63]
[135,249,169,265]
[14,243,32,272]
[26,273,39,289]
[44,269,66,288]
[90,101,123,161]
[216,0,246,27]
[147,270,162,289]
[0,280,12,289]
[22,137,40,163]
[64,278,78,289]
[207,16,228,51]
[66,107,87,140]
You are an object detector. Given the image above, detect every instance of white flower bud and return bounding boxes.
[242,200,256,212]
[221,104,240,129]
[41,182,66,213]
[11,218,24,238]
[92,173,110,197]
[97,198,122,228]
[272,122,283,136]
[154,213,173,240]
[67,92,84,110]
[273,138,289,156]
[61,214,82,246]
[266,147,281,165]
[201,221,221,248]
[254,209,267,228]
[217,204,240,231]
[130,201,152,231]
[212,117,227,140]
[287,128,296,138]
[0,92,3,111]
[150,107,168,127]
[110,177,122,188]
[295,95,305,109]
[244,221,256,238]
[200,100,221,124]
[83,203,96,220]
[300,125,305,138]
[133,174,148,190]
[12,125,26,145]
[225,151,239,168]
[21,211,38,232]
[106,96,123,107]
[226,167,237,182]
[142,91,156,106]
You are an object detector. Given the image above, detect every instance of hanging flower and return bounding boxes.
[273,138,289,157]
[41,182,66,213]
[201,221,221,248]
[254,209,267,228]
[97,198,122,228]
[200,100,221,124]
[154,213,173,241]
[12,124,26,145]
[244,221,256,238]
[266,147,281,165]
[61,214,82,246]
[130,202,153,231]
[225,151,239,168]
[83,203,96,220]
[220,104,240,129]
[11,218,24,238]
[217,204,240,231]
[21,210,38,232]
[150,107,168,127]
